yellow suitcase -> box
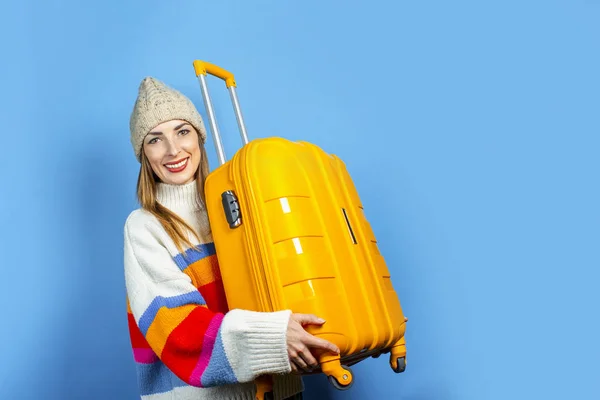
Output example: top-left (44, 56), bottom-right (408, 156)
top-left (194, 61), bottom-right (407, 399)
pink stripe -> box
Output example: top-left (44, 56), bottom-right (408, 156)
top-left (133, 348), bottom-right (159, 364)
top-left (189, 314), bottom-right (224, 386)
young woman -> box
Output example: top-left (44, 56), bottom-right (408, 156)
top-left (123, 77), bottom-right (340, 400)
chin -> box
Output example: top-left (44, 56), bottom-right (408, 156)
top-left (162, 174), bottom-right (196, 185)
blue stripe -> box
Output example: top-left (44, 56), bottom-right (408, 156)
top-left (200, 327), bottom-right (238, 387)
top-left (136, 359), bottom-right (188, 396)
top-left (173, 242), bottom-right (216, 271)
top-left (138, 291), bottom-right (206, 336)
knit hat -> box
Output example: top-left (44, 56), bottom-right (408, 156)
top-left (129, 77), bottom-right (207, 162)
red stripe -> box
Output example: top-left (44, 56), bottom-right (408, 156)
top-left (128, 312), bottom-right (151, 349)
top-left (200, 280), bottom-right (229, 313)
top-left (161, 307), bottom-right (218, 383)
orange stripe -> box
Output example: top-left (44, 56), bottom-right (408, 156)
top-left (146, 303), bottom-right (208, 355)
top-left (184, 254), bottom-right (221, 288)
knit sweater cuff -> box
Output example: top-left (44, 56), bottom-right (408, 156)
top-left (221, 309), bottom-right (292, 382)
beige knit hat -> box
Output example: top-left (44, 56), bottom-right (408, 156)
top-left (129, 77), bottom-right (207, 162)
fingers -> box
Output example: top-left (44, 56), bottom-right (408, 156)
top-left (305, 334), bottom-right (340, 355)
top-left (293, 354), bottom-right (310, 372)
top-left (299, 348), bottom-right (319, 371)
top-left (289, 344), bottom-right (312, 373)
top-left (290, 347), bottom-right (319, 373)
top-left (292, 314), bottom-right (340, 354)
top-left (292, 313), bottom-right (326, 327)
top-left (290, 362), bottom-right (299, 374)
top-left (287, 312), bottom-right (339, 374)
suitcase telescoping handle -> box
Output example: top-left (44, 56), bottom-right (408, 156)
top-left (193, 60), bottom-right (249, 165)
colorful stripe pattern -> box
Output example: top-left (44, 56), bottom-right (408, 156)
top-left (126, 242), bottom-right (232, 397)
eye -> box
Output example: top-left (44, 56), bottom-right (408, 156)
top-left (148, 137), bottom-right (160, 144)
top-left (178, 129), bottom-right (190, 136)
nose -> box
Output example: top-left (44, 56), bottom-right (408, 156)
top-left (165, 137), bottom-right (180, 156)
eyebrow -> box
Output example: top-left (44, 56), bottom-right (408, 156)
top-left (174, 122), bottom-right (189, 131)
top-left (148, 123), bottom-right (190, 136)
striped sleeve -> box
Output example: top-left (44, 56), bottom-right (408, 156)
top-left (123, 211), bottom-right (292, 388)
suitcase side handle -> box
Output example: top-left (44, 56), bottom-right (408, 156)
top-left (193, 60), bottom-right (249, 166)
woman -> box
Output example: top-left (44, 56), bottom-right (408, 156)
top-left (124, 77), bottom-right (340, 400)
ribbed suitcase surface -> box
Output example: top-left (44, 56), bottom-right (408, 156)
top-left (194, 60), bottom-right (407, 399)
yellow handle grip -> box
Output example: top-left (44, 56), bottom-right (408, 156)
top-left (193, 60), bottom-right (236, 88)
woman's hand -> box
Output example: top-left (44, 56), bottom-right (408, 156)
top-left (286, 313), bottom-right (340, 373)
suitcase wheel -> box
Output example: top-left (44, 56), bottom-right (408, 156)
top-left (327, 365), bottom-right (354, 391)
top-left (391, 356), bottom-right (407, 373)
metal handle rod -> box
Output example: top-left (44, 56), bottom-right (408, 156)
top-left (228, 86), bottom-right (249, 145)
top-left (197, 74), bottom-right (227, 165)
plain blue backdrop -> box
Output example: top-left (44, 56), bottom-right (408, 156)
top-left (1, 1), bottom-right (598, 399)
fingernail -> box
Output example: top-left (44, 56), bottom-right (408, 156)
top-left (318, 318), bottom-right (326, 323)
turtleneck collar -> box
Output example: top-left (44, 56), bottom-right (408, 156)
top-left (156, 180), bottom-right (203, 211)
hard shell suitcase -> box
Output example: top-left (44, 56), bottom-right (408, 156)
top-left (193, 60), bottom-right (407, 399)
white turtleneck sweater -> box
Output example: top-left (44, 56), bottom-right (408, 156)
top-left (123, 180), bottom-right (303, 400)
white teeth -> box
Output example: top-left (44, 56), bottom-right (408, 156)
top-left (165, 158), bottom-right (188, 169)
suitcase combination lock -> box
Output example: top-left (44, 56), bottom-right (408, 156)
top-left (222, 191), bottom-right (242, 229)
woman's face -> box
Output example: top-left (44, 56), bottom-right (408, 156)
top-left (142, 119), bottom-right (201, 185)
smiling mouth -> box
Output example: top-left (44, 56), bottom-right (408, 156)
top-left (164, 157), bottom-right (189, 173)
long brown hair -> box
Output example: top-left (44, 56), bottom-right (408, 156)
top-left (136, 139), bottom-right (210, 254)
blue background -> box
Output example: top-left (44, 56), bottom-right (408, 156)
top-left (1, 1), bottom-right (598, 399)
